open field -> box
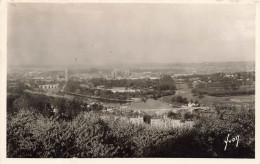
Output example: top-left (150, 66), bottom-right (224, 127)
top-left (162, 83), bottom-right (255, 106)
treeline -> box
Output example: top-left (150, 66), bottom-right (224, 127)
top-left (7, 104), bottom-right (255, 158)
top-left (89, 78), bottom-right (157, 89)
top-left (179, 72), bottom-right (255, 82)
top-left (192, 88), bottom-right (255, 97)
top-left (65, 75), bottom-right (176, 100)
top-left (88, 74), bottom-right (176, 91)
top-left (66, 84), bottom-right (175, 101)
top-left (171, 95), bottom-right (189, 104)
top-left (7, 92), bottom-right (103, 120)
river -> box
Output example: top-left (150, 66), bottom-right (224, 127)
top-left (105, 98), bottom-right (174, 111)
top-left (104, 88), bottom-right (188, 111)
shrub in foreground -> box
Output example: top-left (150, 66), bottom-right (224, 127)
top-left (7, 104), bottom-right (255, 158)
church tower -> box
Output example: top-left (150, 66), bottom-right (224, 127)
top-left (65, 68), bottom-right (69, 82)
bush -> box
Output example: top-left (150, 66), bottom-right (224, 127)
top-left (143, 115), bottom-right (152, 124)
top-left (167, 111), bottom-right (179, 119)
top-left (7, 104), bottom-right (255, 158)
top-left (193, 105), bottom-right (255, 158)
top-left (184, 112), bottom-right (195, 120)
top-left (171, 95), bottom-right (188, 104)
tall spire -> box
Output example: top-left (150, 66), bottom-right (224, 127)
top-left (65, 68), bottom-right (69, 82)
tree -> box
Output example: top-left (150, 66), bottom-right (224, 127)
top-left (171, 96), bottom-right (176, 102)
top-left (171, 95), bottom-right (188, 104)
top-left (94, 90), bottom-right (100, 96)
top-left (198, 93), bottom-right (204, 99)
top-left (194, 105), bottom-right (255, 158)
top-left (187, 81), bottom-right (193, 88)
top-left (196, 83), bottom-right (206, 89)
top-left (184, 112), bottom-right (194, 120)
top-left (183, 98), bottom-right (188, 104)
top-left (65, 80), bottom-right (81, 92)
top-left (176, 95), bottom-right (183, 103)
top-left (159, 75), bottom-right (175, 91)
top-left (143, 115), bottom-right (151, 124)
top-left (75, 89), bottom-right (81, 94)
top-left (167, 111), bottom-right (179, 119)
top-left (7, 104), bottom-right (254, 158)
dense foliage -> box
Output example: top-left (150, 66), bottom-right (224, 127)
top-left (65, 75), bottom-right (176, 101)
top-left (7, 110), bottom-right (190, 157)
top-left (192, 88), bottom-right (255, 97)
top-left (187, 72), bottom-right (255, 97)
top-left (7, 92), bottom-right (103, 121)
top-left (171, 95), bottom-right (188, 104)
top-left (193, 104), bottom-right (255, 158)
top-left (7, 103), bottom-right (255, 158)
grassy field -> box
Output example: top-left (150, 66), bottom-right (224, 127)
top-left (162, 83), bottom-right (255, 106)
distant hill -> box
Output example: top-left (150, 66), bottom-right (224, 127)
top-left (8, 61), bottom-right (255, 74)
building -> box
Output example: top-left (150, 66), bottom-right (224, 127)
top-left (129, 116), bottom-right (143, 125)
top-left (111, 68), bottom-right (130, 79)
top-left (65, 69), bottom-right (69, 81)
top-left (151, 117), bottom-right (194, 129)
top-left (57, 75), bottom-right (66, 81)
top-left (151, 119), bottom-right (165, 128)
top-left (124, 68), bottom-right (130, 78)
top-left (107, 87), bottom-right (140, 93)
top-left (188, 102), bottom-right (200, 107)
top-left (39, 83), bottom-right (59, 91)
top-left (111, 69), bottom-right (118, 78)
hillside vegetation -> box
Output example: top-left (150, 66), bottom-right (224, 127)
top-left (7, 93), bottom-right (255, 158)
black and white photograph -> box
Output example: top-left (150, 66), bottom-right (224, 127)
top-left (2, 0), bottom-right (258, 160)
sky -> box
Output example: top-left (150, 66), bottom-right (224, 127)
top-left (8, 3), bottom-right (255, 66)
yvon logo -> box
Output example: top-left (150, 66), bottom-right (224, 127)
top-left (224, 134), bottom-right (239, 151)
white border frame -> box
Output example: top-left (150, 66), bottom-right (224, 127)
top-left (0, 0), bottom-right (259, 164)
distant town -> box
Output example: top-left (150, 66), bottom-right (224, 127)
top-left (7, 62), bottom-right (255, 129)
